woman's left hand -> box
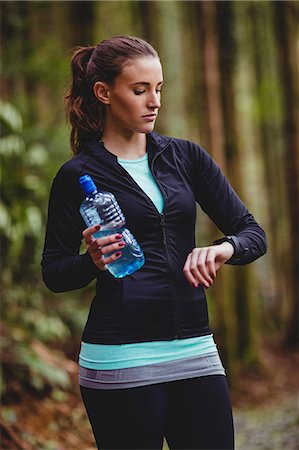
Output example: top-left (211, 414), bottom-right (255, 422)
top-left (183, 242), bottom-right (234, 289)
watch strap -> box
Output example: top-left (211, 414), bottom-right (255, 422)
top-left (213, 235), bottom-right (248, 264)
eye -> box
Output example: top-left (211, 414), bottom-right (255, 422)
top-left (156, 89), bottom-right (162, 94)
top-left (134, 90), bottom-right (145, 95)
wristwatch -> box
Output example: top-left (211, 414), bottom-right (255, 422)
top-left (213, 235), bottom-right (247, 264)
top-left (213, 235), bottom-right (238, 253)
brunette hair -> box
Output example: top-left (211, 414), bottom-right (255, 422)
top-left (65, 36), bottom-right (159, 154)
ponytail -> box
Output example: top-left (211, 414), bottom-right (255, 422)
top-left (65, 46), bottom-right (103, 155)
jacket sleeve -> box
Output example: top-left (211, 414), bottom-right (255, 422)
top-left (41, 166), bottom-right (99, 293)
top-left (191, 143), bottom-right (267, 265)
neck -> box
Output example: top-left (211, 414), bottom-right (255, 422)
top-left (101, 130), bottom-right (147, 160)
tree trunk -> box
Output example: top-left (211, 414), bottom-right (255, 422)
top-left (153, 0), bottom-right (187, 138)
top-left (197, 1), bottom-right (226, 170)
top-left (194, 1), bottom-right (234, 371)
top-left (273, 1), bottom-right (299, 347)
top-left (94, 1), bottom-right (141, 44)
top-left (217, 1), bottom-right (259, 366)
top-left (248, 1), bottom-right (287, 330)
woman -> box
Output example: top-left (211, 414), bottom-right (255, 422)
top-left (42, 36), bottom-right (266, 450)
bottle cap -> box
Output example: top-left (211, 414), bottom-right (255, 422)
top-left (79, 175), bottom-right (97, 194)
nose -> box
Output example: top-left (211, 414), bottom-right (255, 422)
top-left (148, 91), bottom-right (161, 110)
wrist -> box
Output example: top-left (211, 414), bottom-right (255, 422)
top-left (213, 235), bottom-right (249, 265)
top-left (217, 242), bottom-right (234, 261)
top-left (213, 234), bottom-right (238, 263)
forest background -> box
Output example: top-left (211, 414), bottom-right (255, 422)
top-left (1, 1), bottom-right (298, 449)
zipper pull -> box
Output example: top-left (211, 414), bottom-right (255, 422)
top-left (160, 213), bottom-right (165, 226)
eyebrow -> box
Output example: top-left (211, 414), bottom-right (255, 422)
top-left (131, 81), bottom-right (164, 86)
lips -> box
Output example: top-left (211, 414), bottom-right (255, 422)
top-left (142, 114), bottom-right (157, 118)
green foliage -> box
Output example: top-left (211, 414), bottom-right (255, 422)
top-left (0, 101), bottom-right (86, 396)
top-left (0, 100), bottom-right (48, 270)
top-left (15, 344), bottom-right (70, 391)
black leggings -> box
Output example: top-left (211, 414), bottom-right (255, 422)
top-left (80, 375), bottom-right (234, 450)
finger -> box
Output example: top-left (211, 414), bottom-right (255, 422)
top-left (88, 244), bottom-right (104, 267)
top-left (95, 233), bottom-right (123, 248)
top-left (93, 249), bottom-right (123, 271)
top-left (101, 251), bottom-right (122, 266)
top-left (190, 250), bottom-right (212, 288)
top-left (183, 253), bottom-right (200, 287)
top-left (93, 252), bottom-right (105, 265)
top-left (101, 240), bottom-right (125, 255)
top-left (215, 260), bottom-right (223, 272)
top-left (205, 248), bottom-right (217, 279)
top-left (93, 254), bottom-right (108, 271)
top-left (82, 224), bottom-right (101, 245)
top-left (88, 239), bottom-right (101, 255)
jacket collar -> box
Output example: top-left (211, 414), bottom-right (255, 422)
top-left (83, 132), bottom-right (172, 163)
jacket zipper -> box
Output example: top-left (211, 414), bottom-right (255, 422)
top-left (159, 212), bottom-right (171, 262)
top-left (158, 212), bottom-right (179, 338)
top-left (115, 141), bottom-right (180, 337)
top-left (151, 147), bottom-right (180, 339)
top-left (150, 147), bottom-right (172, 263)
top-left (160, 213), bottom-right (167, 245)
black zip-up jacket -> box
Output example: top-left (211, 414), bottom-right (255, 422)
top-left (42, 132), bottom-right (267, 344)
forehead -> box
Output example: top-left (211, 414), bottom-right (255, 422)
top-left (118, 57), bottom-right (163, 84)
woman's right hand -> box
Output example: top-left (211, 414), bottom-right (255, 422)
top-left (82, 224), bottom-right (125, 271)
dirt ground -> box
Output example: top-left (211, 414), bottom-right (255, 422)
top-left (1, 340), bottom-right (298, 450)
top-left (232, 340), bottom-right (299, 450)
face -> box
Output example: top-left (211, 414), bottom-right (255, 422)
top-left (95, 57), bottom-right (163, 136)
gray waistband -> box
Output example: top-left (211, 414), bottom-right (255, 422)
top-left (79, 352), bottom-right (225, 390)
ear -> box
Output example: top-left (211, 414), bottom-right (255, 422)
top-left (93, 81), bottom-right (110, 104)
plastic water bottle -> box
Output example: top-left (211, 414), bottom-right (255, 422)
top-left (79, 174), bottom-right (145, 278)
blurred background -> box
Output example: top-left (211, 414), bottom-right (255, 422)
top-left (1, 1), bottom-right (298, 449)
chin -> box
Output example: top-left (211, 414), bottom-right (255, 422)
top-left (130, 122), bottom-right (156, 135)
top-left (140, 124), bottom-right (156, 134)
